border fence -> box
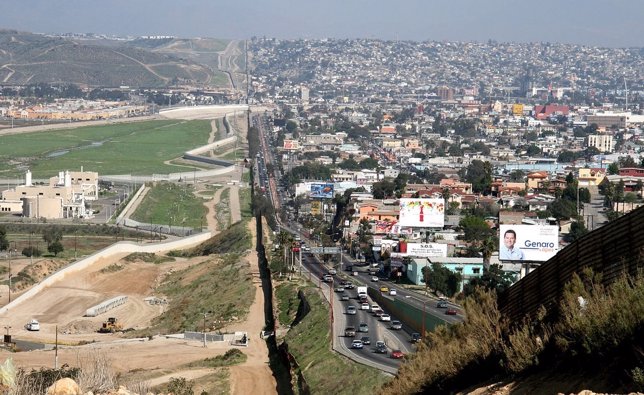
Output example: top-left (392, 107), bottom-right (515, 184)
top-left (498, 205), bottom-right (644, 323)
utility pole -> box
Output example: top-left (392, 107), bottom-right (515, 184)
top-left (203, 312), bottom-right (208, 348)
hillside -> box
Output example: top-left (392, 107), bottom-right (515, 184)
top-left (0, 30), bottom-right (230, 88)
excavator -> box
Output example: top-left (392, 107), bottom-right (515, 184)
top-left (98, 317), bottom-right (123, 333)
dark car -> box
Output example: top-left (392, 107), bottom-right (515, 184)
top-left (410, 332), bottom-right (421, 343)
top-left (375, 341), bottom-right (387, 354)
top-left (437, 301), bottom-right (448, 308)
top-left (360, 336), bottom-right (371, 345)
top-left (446, 308), bottom-right (458, 315)
top-left (344, 326), bottom-right (356, 337)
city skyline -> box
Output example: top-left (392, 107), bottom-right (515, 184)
top-left (1, 0), bottom-right (642, 48)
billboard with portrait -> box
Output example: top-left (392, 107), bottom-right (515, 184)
top-left (499, 225), bottom-right (559, 262)
top-left (398, 198), bottom-right (445, 228)
top-left (310, 183), bottom-right (334, 199)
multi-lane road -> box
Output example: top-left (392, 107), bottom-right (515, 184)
top-left (254, 112), bottom-right (463, 372)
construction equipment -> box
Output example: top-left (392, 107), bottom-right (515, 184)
top-left (98, 317), bottom-right (122, 333)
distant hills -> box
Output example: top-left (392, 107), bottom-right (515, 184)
top-left (0, 29), bottom-right (236, 89)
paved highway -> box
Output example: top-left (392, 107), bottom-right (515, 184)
top-left (254, 113), bottom-right (463, 372)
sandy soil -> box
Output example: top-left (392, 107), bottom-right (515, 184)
top-left (0, 159), bottom-right (272, 393)
top-left (226, 220), bottom-right (276, 395)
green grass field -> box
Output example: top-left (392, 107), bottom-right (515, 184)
top-left (0, 119), bottom-right (212, 177)
top-left (131, 182), bottom-right (207, 229)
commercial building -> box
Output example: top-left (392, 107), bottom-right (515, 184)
top-left (587, 134), bottom-right (614, 153)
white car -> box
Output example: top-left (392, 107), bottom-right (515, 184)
top-left (371, 276), bottom-right (379, 282)
top-left (361, 302), bottom-right (370, 310)
top-left (351, 339), bottom-right (364, 349)
top-left (25, 319), bottom-right (40, 331)
top-left (389, 289), bottom-right (397, 296)
top-left (380, 314), bottom-right (391, 322)
top-left (328, 268), bottom-right (337, 275)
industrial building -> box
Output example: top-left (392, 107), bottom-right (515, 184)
top-left (0, 169), bottom-right (98, 219)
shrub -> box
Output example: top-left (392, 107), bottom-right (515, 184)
top-left (21, 246), bottom-right (42, 257)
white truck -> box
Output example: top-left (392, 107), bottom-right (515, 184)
top-left (357, 286), bottom-right (368, 298)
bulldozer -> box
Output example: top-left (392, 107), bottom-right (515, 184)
top-left (98, 317), bottom-right (123, 333)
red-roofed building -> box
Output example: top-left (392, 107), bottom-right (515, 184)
top-left (534, 105), bottom-right (569, 120)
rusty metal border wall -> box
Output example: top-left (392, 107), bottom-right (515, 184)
top-left (498, 206), bottom-right (644, 323)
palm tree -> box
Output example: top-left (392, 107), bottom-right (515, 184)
top-left (480, 236), bottom-right (497, 270)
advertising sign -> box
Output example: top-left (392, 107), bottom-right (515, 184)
top-left (374, 220), bottom-right (396, 234)
top-left (499, 225), bottom-right (559, 262)
top-left (310, 183), bottom-right (334, 199)
top-left (398, 198), bottom-right (445, 228)
top-left (283, 139), bottom-right (299, 150)
top-left (310, 201), bottom-right (322, 216)
top-left (405, 243), bottom-right (448, 258)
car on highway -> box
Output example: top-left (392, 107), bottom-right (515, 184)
top-left (373, 310), bottom-right (385, 318)
top-left (323, 275), bottom-right (333, 283)
top-left (379, 286), bottom-right (389, 293)
top-left (346, 306), bottom-right (357, 315)
top-left (391, 350), bottom-right (405, 359)
top-left (334, 286), bottom-right (345, 293)
top-left (410, 332), bottom-right (421, 343)
top-left (380, 314), bottom-right (391, 322)
top-left (389, 289), bottom-right (397, 296)
top-left (437, 301), bottom-right (448, 308)
top-left (328, 268), bottom-right (337, 275)
top-left (351, 339), bottom-right (364, 349)
top-left (358, 323), bottom-right (369, 333)
top-left (375, 341), bottom-right (387, 354)
top-left (390, 320), bottom-right (403, 330)
top-left (446, 308), bottom-right (458, 315)
top-left (345, 326), bottom-right (356, 337)
top-left (344, 283), bottom-right (355, 289)
top-left (360, 336), bottom-right (371, 345)
top-left (340, 293), bottom-right (350, 301)
top-left (361, 302), bottom-right (370, 310)
top-left (371, 276), bottom-right (379, 282)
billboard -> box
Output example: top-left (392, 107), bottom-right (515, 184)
top-left (499, 225), bottom-right (559, 262)
top-left (374, 220), bottom-right (396, 235)
top-left (398, 198), bottom-right (445, 228)
top-left (310, 201), bottom-right (322, 216)
top-left (283, 140), bottom-right (300, 150)
top-left (405, 243), bottom-right (448, 258)
top-left (310, 183), bottom-right (334, 199)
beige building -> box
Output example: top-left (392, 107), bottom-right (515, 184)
top-left (1, 170), bottom-right (98, 219)
top-left (587, 134), bottom-right (614, 153)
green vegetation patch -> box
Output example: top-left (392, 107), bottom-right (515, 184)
top-left (131, 182), bottom-right (207, 229)
top-left (384, 269), bottom-right (644, 394)
top-left (0, 120), bottom-right (212, 177)
top-left (139, 253), bottom-right (255, 335)
top-left (100, 263), bottom-right (124, 273)
top-left (170, 221), bottom-right (251, 257)
top-left (123, 252), bottom-right (175, 264)
top-left (184, 349), bottom-right (247, 368)
top-left (284, 286), bottom-right (389, 394)
top-left (275, 282), bottom-right (299, 328)
top-left (239, 187), bottom-right (252, 219)
top-left (215, 188), bottom-right (231, 230)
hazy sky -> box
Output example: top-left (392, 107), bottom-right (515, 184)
top-left (1, 0), bottom-right (642, 47)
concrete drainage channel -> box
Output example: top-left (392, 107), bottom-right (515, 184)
top-left (256, 214), bottom-right (295, 395)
